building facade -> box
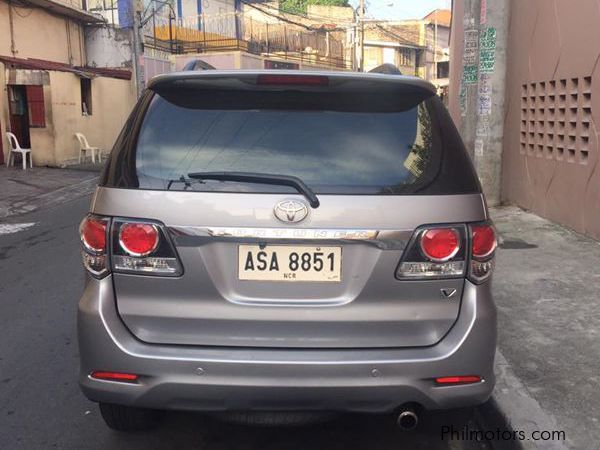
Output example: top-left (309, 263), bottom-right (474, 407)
top-left (0, 0), bottom-right (136, 167)
top-left (449, 0), bottom-right (600, 239)
top-left (363, 9), bottom-right (451, 92)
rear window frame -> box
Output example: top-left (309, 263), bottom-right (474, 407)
top-left (100, 86), bottom-right (481, 197)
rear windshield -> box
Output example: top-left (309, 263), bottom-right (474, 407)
top-left (102, 86), bottom-right (480, 195)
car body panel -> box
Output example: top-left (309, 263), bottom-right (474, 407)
top-left (78, 276), bottom-right (496, 411)
top-left (91, 188), bottom-right (486, 348)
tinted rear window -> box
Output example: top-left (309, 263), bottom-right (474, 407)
top-left (102, 86), bottom-right (480, 195)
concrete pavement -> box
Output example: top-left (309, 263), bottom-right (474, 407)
top-left (0, 166), bottom-right (99, 219)
top-left (489, 207), bottom-right (600, 450)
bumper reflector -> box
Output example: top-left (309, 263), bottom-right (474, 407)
top-left (91, 371), bottom-right (139, 382)
top-left (435, 375), bottom-right (481, 385)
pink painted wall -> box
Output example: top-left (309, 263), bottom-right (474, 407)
top-left (502, 0), bottom-right (600, 238)
top-left (449, 0), bottom-right (600, 238)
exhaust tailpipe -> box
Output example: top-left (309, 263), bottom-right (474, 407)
top-left (396, 406), bottom-right (418, 430)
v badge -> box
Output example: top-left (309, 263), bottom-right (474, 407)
top-left (441, 288), bottom-right (457, 299)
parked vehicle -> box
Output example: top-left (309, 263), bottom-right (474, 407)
top-left (77, 70), bottom-right (497, 431)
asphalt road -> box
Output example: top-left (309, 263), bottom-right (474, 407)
top-left (0, 196), bottom-right (496, 450)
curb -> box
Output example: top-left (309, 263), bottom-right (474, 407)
top-left (475, 351), bottom-right (571, 450)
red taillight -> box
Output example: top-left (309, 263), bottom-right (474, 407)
top-left (420, 228), bottom-right (461, 262)
top-left (257, 74), bottom-right (329, 86)
top-left (91, 371), bottom-right (139, 382)
top-left (471, 225), bottom-right (497, 259)
top-left (435, 375), bottom-right (481, 385)
top-left (119, 223), bottom-right (159, 257)
top-left (80, 217), bottom-right (107, 253)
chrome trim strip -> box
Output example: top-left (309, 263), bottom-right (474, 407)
top-left (170, 226), bottom-right (382, 240)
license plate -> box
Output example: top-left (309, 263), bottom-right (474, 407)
top-left (238, 245), bottom-right (342, 282)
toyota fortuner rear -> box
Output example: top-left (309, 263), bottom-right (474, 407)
top-left (77, 70), bottom-right (497, 431)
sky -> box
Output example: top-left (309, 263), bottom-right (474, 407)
top-left (349, 0), bottom-right (452, 21)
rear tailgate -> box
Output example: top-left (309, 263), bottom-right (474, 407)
top-left (96, 71), bottom-right (484, 348)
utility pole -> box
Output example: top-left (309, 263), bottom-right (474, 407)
top-left (358, 0), bottom-right (365, 72)
top-left (433, 9), bottom-right (438, 80)
top-left (132, 4), bottom-right (144, 97)
top-left (450, 0), bottom-right (509, 206)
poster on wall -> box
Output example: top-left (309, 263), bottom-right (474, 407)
top-left (463, 30), bottom-right (479, 65)
top-left (480, 0), bottom-right (487, 25)
top-left (479, 28), bottom-right (497, 73)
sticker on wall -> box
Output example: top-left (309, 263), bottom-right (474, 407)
top-left (479, 50), bottom-right (495, 73)
top-left (479, 27), bottom-right (497, 74)
top-left (480, 0), bottom-right (487, 25)
top-left (477, 73), bottom-right (493, 115)
top-left (463, 65), bottom-right (479, 84)
top-left (478, 94), bottom-right (492, 115)
top-left (480, 27), bottom-right (497, 50)
top-left (476, 117), bottom-right (490, 137)
top-left (474, 139), bottom-right (485, 157)
top-left (459, 82), bottom-right (467, 117)
top-left (463, 30), bottom-right (479, 65)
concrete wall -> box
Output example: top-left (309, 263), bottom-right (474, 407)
top-left (178, 0), bottom-right (235, 20)
top-left (173, 51), bottom-right (342, 71)
top-left (48, 71), bottom-right (136, 165)
top-left (1, 70), bottom-right (135, 166)
top-left (173, 52), bottom-right (238, 70)
top-left (0, 1), bottom-right (85, 65)
top-left (449, 0), bottom-right (600, 238)
top-left (202, 0), bottom-right (235, 17)
top-left (85, 26), bottom-right (133, 69)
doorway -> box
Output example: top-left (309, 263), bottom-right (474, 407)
top-left (8, 85), bottom-right (31, 149)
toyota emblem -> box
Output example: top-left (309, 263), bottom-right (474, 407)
top-left (274, 199), bottom-right (309, 223)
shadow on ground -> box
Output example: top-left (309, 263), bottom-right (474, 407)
top-left (94, 408), bottom-right (490, 450)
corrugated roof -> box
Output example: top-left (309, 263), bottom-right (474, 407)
top-left (0, 56), bottom-right (132, 80)
top-left (423, 9), bottom-right (452, 27)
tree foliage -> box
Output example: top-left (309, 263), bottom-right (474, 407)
top-left (280, 0), bottom-right (350, 15)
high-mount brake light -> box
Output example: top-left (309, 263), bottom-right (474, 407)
top-left (256, 74), bottom-right (329, 86)
top-left (119, 223), bottom-right (159, 257)
top-left (79, 215), bottom-right (110, 278)
top-left (420, 228), bottom-right (461, 262)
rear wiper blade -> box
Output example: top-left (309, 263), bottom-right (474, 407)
top-left (166, 175), bottom-right (205, 190)
top-left (187, 171), bottom-right (320, 208)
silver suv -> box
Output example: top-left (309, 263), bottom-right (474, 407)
top-left (77, 70), bottom-right (497, 431)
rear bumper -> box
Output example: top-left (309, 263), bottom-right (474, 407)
top-left (77, 277), bottom-right (496, 413)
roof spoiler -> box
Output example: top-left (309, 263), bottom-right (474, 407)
top-left (182, 59), bottom-right (216, 71)
top-left (368, 64), bottom-right (402, 75)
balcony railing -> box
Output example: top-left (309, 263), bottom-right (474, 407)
top-left (142, 12), bottom-right (351, 69)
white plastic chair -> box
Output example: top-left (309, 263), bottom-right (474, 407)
top-left (75, 132), bottom-right (103, 164)
top-left (6, 132), bottom-right (32, 170)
